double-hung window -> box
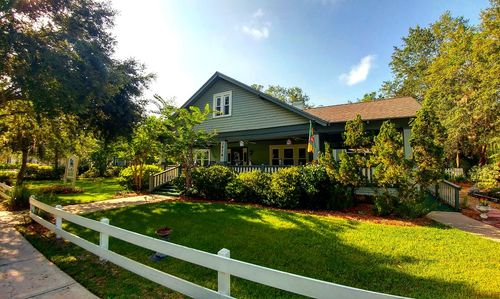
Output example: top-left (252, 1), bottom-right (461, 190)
top-left (213, 91), bottom-right (232, 118)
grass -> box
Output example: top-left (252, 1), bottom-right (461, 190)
top-left (25, 177), bottom-right (127, 206)
top-left (19, 201), bottom-right (500, 299)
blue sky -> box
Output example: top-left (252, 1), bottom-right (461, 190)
top-left (111, 0), bottom-right (490, 107)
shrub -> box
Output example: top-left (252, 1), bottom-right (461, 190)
top-left (0, 171), bottom-right (16, 185)
top-left (80, 168), bottom-right (100, 178)
top-left (191, 165), bottom-right (235, 200)
top-left (373, 187), bottom-right (429, 218)
top-left (265, 167), bottom-right (302, 208)
top-left (118, 164), bottom-right (163, 191)
top-left (0, 163), bottom-right (19, 170)
top-left (7, 185), bottom-right (31, 210)
top-left (25, 164), bottom-right (64, 180)
top-left (469, 164), bottom-right (499, 190)
top-left (226, 171), bottom-right (271, 203)
top-left (104, 166), bottom-right (123, 177)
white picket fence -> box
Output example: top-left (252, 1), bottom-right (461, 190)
top-left (29, 196), bottom-right (407, 299)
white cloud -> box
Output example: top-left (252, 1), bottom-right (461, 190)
top-left (252, 8), bottom-right (264, 18)
top-left (242, 26), bottom-right (269, 40)
top-left (240, 9), bottom-right (270, 40)
top-left (339, 55), bottom-right (375, 86)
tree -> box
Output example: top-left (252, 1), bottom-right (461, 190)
top-left (0, 0), bottom-right (115, 115)
top-left (343, 115), bottom-right (370, 149)
top-left (425, 2), bottom-right (499, 166)
top-left (333, 115), bottom-right (371, 188)
top-left (251, 84), bottom-right (312, 108)
top-left (410, 105), bottom-right (446, 188)
top-left (380, 13), bottom-right (469, 101)
top-left (158, 99), bottom-right (215, 188)
top-left (356, 91), bottom-right (383, 103)
top-left (371, 121), bottom-right (409, 187)
top-left (0, 101), bottom-right (43, 185)
top-left (117, 117), bottom-right (161, 191)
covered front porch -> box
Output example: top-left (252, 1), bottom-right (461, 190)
top-left (194, 124), bottom-right (320, 167)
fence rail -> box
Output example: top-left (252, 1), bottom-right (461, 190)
top-left (29, 196), bottom-right (406, 299)
top-left (428, 180), bottom-right (462, 211)
top-left (149, 165), bottom-right (180, 192)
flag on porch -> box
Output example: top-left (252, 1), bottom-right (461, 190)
top-left (307, 121), bottom-right (315, 153)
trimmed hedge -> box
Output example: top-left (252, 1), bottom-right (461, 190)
top-left (25, 164), bottom-right (64, 180)
top-left (226, 171), bottom-right (271, 203)
top-left (118, 164), bottom-right (163, 191)
top-left (185, 165), bottom-right (353, 211)
top-left (191, 165), bottom-right (235, 200)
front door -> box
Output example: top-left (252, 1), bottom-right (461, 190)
top-left (269, 144), bottom-right (309, 166)
top-left (228, 147), bottom-right (248, 165)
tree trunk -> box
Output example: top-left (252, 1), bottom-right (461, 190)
top-left (455, 151), bottom-right (460, 168)
top-left (478, 144), bottom-right (487, 166)
top-left (54, 148), bottom-right (60, 169)
top-left (16, 148), bottom-right (29, 186)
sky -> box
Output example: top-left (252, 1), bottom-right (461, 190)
top-left (110, 0), bottom-right (490, 107)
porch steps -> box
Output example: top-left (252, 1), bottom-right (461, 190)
top-left (152, 183), bottom-right (181, 196)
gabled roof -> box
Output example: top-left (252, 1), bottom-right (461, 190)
top-left (305, 97), bottom-right (421, 123)
top-left (181, 72), bottom-right (328, 126)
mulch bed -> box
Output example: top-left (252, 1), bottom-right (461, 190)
top-left (171, 196), bottom-right (433, 227)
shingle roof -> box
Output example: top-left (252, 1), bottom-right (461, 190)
top-left (304, 97), bottom-right (421, 123)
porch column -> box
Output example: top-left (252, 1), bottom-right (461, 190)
top-left (313, 133), bottom-right (320, 160)
top-left (403, 128), bottom-right (412, 159)
top-left (220, 141), bottom-right (228, 163)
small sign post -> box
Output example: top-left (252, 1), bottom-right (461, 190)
top-left (64, 155), bottom-right (79, 187)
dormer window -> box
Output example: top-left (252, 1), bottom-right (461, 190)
top-left (213, 91), bottom-right (232, 118)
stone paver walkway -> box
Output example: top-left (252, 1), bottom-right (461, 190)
top-left (426, 211), bottom-right (500, 242)
top-left (0, 211), bottom-right (98, 299)
top-left (63, 194), bottom-right (176, 214)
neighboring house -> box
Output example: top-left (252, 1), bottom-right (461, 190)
top-left (181, 72), bottom-right (421, 167)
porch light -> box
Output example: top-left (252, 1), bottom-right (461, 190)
top-left (240, 140), bottom-right (244, 147)
top-left (286, 139), bottom-right (292, 145)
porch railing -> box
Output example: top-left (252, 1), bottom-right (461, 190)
top-left (428, 180), bottom-right (462, 211)
top-left (149, 165), bottom-right (181, 192)
top-left (226, 165), bottom-right (291, 173)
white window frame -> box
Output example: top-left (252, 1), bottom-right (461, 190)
top-left (194, 149), bottom-right (211, 166)
top-left (212, 91), bottom-right (232, 118)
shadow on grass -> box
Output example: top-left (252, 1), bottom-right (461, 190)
top-left (23, 201), bottom-right (499, 299)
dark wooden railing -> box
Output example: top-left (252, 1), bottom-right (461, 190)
top-left (149, 165), bottom-right (181, 192)
top-left (428, 180), bottom-right (462, 211)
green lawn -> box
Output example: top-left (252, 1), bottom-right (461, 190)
top-left (19, 201), bottom-right (500, 299)
top-left (26, 178), bottom-right (127, 206)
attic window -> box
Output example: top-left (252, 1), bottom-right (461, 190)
top-left (213, 91), bottom-right (232, 118)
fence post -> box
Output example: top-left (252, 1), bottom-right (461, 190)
top-left (434, 183), bottom-right (439, 199)
top-left (29, 196), bottom-right (36, 214)
top-left (55, 205), bottom-right (63, 239)
top-left (454, 187), bottom-right (461, 211)
top-left (99, 218), bottom-right (110, 261)
top-left (217, 248), bottom-right (231, 296)
top-left (149, 175), bottom-right (154, 192)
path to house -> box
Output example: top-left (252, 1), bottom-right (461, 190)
top-left (426, 211), bottom-right (500, 242)
top-left (0, 210), bottom-right (98, 299)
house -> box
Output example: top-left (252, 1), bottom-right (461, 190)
top-left (181, 72), bottom-right (421, 167)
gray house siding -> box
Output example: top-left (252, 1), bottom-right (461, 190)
top-left (189, 79), bottom-right (309, 133)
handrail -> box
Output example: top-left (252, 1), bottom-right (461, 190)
top-left (149, 165), bottom-right (181, 192)
top-left (428, 180), bottom-right (462, 211)
top-left (29, 196), bottom-right (407, 299)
